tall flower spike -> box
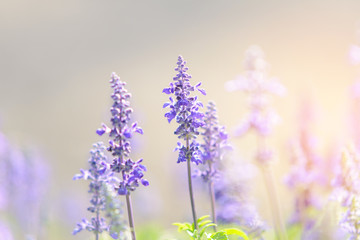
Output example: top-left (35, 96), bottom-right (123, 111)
top-left (97, 72), bottom-right (148, 240)
top-left (163, 56), bottom-right (206, 164)
top-left (163, 56), bottom-right (206, 230)
top-left (225, 45), bottom-right (285, 141)
top-left (97, 73), bottom-right (148, 194)
top-left (199, 101), bottom-right (231, 230)
top-left (200, 101), bottom-right (230, 181)
top-left (73, 142), bottom-right (122, 239)
top-left (284, 101), bottom-right (326, 238)
top-left (226, 46), bottom-right (287, 240)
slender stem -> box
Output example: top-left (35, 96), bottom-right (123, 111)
top-left (208, 162), bottom-right (217, 231)
top-left (261, 166), bottom-right (287, 240)
top-left (126, 194), bottom-right (136, 240)
top-left (257, 136), bottom-right (287, 240)
top-left (186, 136), bottom-right (198, 231)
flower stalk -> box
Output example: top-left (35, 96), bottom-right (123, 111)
top-left (97, 73), bottom-right (149, 240)
top-left (226, 45), bottom-right (287, 240)
top-left (163, 56), bottom-right (206, 230)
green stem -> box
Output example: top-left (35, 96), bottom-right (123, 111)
top-left (208, 163), bottom-right (217, 232)
top-left (186, 136), bottom-right (198, 231)
top-left (126, 194), bottom-right (136, 240)
top-left (257, 136), bottom-right (287, 240)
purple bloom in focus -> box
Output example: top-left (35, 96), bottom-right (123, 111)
top-left (163, 56), bottom-right (206, 165)
top-left (97, 73), bottom-right (148, 195)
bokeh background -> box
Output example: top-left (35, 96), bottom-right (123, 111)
top-left (1, 0), bottom-right (360, 239)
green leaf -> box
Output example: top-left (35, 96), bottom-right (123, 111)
top-left (221, 228), bottom-right (249, 240)
top-left (197, 215), bottom-right (211, 224)
top-left (173, 222), bottom-right (192, 232)
top-left (211, 231), bottom-right (229, 240)
top-left (199, 220), bottom-right (213, 229)
top-left (286, 224), bottom-right (302, 240)
top-left (199, 223), bottom-right (217, 237)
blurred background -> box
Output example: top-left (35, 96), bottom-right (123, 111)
top-left (1, 0), bottom-right (360, 239)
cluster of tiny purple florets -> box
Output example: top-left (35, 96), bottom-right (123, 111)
top-left (73, 142), bottom-right (117, 235)
top-left (199, 101), bottom-right (230, 182)
top-left (97, 73), bottom-right (148, 196)
top-left (163, 56), bottom-right (206, 165)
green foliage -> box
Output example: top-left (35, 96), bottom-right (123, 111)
top-left (137, 223), bottom-right (164, 240)
top-left (173, 215), bottom-right (249, 240)
top-left (286, 224), bottom-right (302, 240)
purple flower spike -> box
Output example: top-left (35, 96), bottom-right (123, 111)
top-left (163, 56), bottom-right (206, 230)
top-left (163, 56), bottom-right (206, 164)
top-left (98, 72), bottom-right (148, 195)
top-left (199, 101), bottom-right (231, 182)
top-left (225, 45), bottom-right (285, 140)
top-left (73, 142), bottom-right (125, 238)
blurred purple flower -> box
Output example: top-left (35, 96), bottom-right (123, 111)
top-left (225, 45), bottom-right (285, 141)
top-left (74, 142), bottom-right (127, 238)
top-left (198, 101), bottom-right (231, 182)
top-left (332, 147), bottom-right (360, 239)
top-left (214, 161), bottom-right (266, 239)
top-left (103, 184), bottom-right (128, 240)
top-left (284, 101), bottom-right (328, 234)
top-left (225, 46), bottom-right (286, 239)
top-left (97, 73), bottom-right (148, 195)
top-left (0, 131), bottom-right (50, 238)
top-left (0, 221), bottom-right (14, 240)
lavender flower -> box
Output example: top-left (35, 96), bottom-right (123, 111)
top-left (73, 142), bottom-right (121, 238)
top-left (215, 162), bottom-right (266, 239)
top-left (226, 46), bottom-right (287, 240)
top-left (163, 56), bottom-right (206, 165)
top-left (163, 55), bottom-right (205, 230)
top-left (97, 72), bottom-right (147, 240)
top-left (199, 101), bottom-right (230, 182)
top-left (225, 45), bottom-right (285, 142)
top-left (332, 147), bottom-right (360, 239)
top-left (194, 101), bottom-right (231, 230)
top-left (97, 72), bottom-right (148, 195)
top-left (284, 101), bottom-right (326, 235)
top-left (0, 134), bottom-right (50, 238)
